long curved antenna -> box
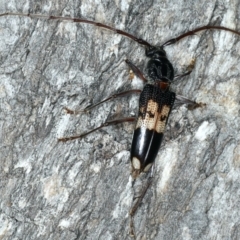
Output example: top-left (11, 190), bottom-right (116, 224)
top-left (162, 25), bottom-right (240, 46)
top-left (2, 13), bottom-right (240, 49)
top-left (0, 12), bottom-right (152, 47)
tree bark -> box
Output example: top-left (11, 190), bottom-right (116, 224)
top-left (1, 0), bottom-right (240, 239)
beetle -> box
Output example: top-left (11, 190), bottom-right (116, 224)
top-left (1, 11), bottom-right (240, 238)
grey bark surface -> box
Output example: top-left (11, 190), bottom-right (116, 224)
top-left (1, 0), bottom-right (240, 239)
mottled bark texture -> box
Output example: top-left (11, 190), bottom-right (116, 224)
top-left (1, 1), bottom-right (240, 239)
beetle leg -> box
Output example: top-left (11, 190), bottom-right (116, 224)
top-left (58, 117), bottom-right (135, 142)
top-left (175, 94), bottom-right (206, 110)
top-left (63, 89), bottom-right (141, 114)
top-left (125, 59), bottom-right (147, 82)
top-left (130, 168), bottom-right (154, 237)
top-left (174, 58), bottom-right (196, 81)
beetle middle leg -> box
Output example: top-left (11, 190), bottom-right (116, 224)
top-left (63, 89), bottom-right (142, 115)
top-left (175, 95), bottom-right (206, 110)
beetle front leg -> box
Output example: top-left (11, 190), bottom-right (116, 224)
top-left (125, 59), bottom-right (147, 82)
top-left (174, 58), bottom-right (196, 81)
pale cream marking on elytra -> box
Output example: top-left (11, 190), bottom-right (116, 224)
top-left (156, 105), bottom-right (171, 133)
top-left (136, 100), bottom-right (158, 129)
top-left (143, 163), bottom-right (153, 172)
top-left (132, 157), bottom-right (141, 170)
top-left (136, 100), bottom-right (171, 133)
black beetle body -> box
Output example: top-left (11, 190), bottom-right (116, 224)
top-left (130, 47), bottom-right (176, 178)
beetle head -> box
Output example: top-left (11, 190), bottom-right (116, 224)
top-left (145, 46), bottom-right (166, 59)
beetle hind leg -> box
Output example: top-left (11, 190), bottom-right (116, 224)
top-left (129, 166), bottom-right (154, 237)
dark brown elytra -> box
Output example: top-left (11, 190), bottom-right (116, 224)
top-left (2, 12), bottom-right (240, 238)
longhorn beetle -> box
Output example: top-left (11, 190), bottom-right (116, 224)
top-left (2, 12), bottom-right (240, 237)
